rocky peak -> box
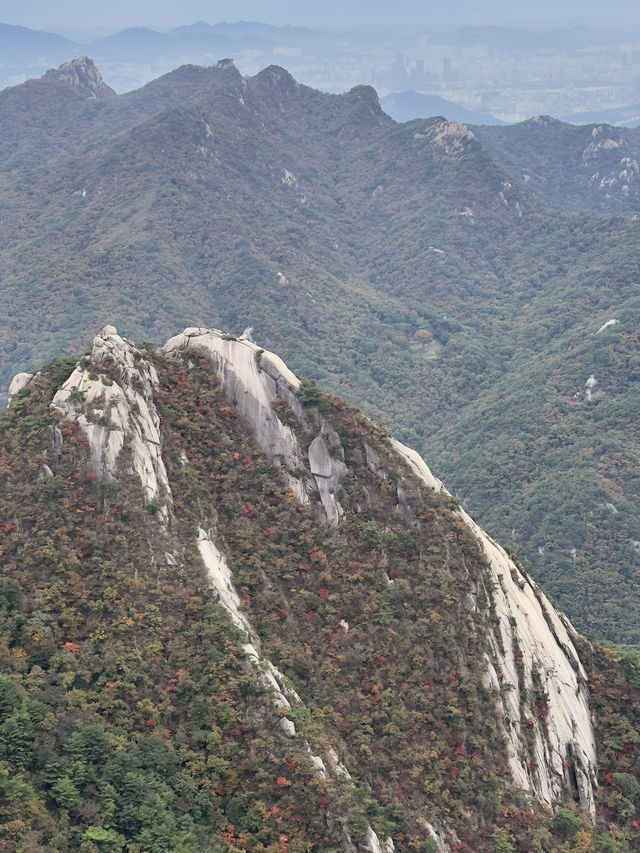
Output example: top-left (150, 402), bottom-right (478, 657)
top-left (50, 326), bottom-right (171, 521)
top-left (346, 84), bottom-right (390, 127)
top-left (162, 327), bottom-right (347, 520)
top-left (215, 57), bottom-right (238, 73)
top-left (42, 56), bottom-right (115, 99)
top-left (252, 64), bottom-right (300, 95)
top-left (347, 84), bottom-right (382, 110)
top-left (528, 114), bottom-right (556, 126)
top-left (431, 118), bottom-right (476, 153)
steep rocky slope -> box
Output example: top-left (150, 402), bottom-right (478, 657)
top-left (472, 116), bottom-right (640, 213)
top-left (2, 327), bottom-right (640, 852)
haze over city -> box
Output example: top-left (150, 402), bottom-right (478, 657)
top-left (3, 0), bottom-right (640, 33)
top-left (4, 0), bottom-right (640, 123)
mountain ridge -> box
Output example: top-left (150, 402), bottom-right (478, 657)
top-left (5, 324), bottom-right (638, 851)
top-left (471, 116), bottom-right (640, 212)
top-left (1, 58), bottom-right (640, 652)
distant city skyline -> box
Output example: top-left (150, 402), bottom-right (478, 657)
top-left (4, 0), bottom-right (640, 35)
top-left (4, 1), bottom-right (640, 124)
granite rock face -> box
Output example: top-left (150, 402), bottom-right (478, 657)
top-left (162, 326), bottom-right (598, 816)
top-left (392, 437), bottom-right (597, 814)
top-left (43, 56), bottom-right (116, 98)
top-left (163, 328), bottom-right (348, 522)
top-left (8, 372), bottom-right (33, 401)
top-left (51, 326), bottom-right (172, 521)
top-left (308, 430), bottom-right (347, 526)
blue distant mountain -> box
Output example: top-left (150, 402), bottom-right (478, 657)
top-left (560, 104), bottom-right (640, 127)
top-left (86, 26), bottom-right (233, 63)
top-left (0, 22), bottom-right (77, 64)
top-left (169, 20), bottom-right (339, 44)
top-left (380, 90), bottom-right (504, 125)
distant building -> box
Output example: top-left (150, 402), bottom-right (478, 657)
top-left (391, 53), bottom-right (409, 91)
top-left (410, 60), bottom-right (425, 88)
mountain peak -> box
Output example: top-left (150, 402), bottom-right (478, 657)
top-left (42, 56), bottom-right (115, 99)
top-left (44, 324), bottom-right (599, 811)
top-left (215, 57), bottom-right (238, 72)
top-left (348, 83), bottom-right (381, 106)
top-left (253, 64), bottom-right (299, 91)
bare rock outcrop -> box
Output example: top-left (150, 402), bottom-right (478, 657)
top-left (391, 438), bottom-right (597, 814)
top-left (8, 371), bottom-right (33, 401)
top-left (308, 425), bottom-right (347, 526)
top-left (163, 328), bottom-right (347, 521)
top-left (52, 326), bottom-right (171, 520)
top-left (43, 56), bottom-right (116, 98)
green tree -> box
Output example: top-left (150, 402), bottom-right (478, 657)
top-left (492, 829), bottom-right (514, 853)
top-left (550, 807), bottom-right (581, 840)
top-left (83, 825), bottom-right (122, 850)
top-left (0, 675), bottom-right (20, 722)
top-left (50, 776), bottom-right (82, 811)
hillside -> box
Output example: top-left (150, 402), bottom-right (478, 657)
top-left (2, 325), bottom-right (640, 852)
top-left (1, 59), bottom-right (640, 649)
top-left (471, 117), bottom-right (640, 213)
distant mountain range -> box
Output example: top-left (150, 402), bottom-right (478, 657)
top-left (0, 21), bottom-right (74, 61)
top-left (380, 90), bottom-right (503, 125)
top-left (0, 20), bottom-right (349, 92)
top-left (3, 20), bottom-right (640, 127)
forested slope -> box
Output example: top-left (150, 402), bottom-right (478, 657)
top-left (2, 326), bottom-right (640, 852)
top-left (1, 60), bottom-right (639, 646)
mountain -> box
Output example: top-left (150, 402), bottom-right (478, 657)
top-left (560, 105), bottom-right (640, 128)
top-left (0, 58), bottom-right (241, 171)
top-left (2, 324), bottom-right (640, 852)
top-left (0, 23), bottom-right (84, 94)
top-left (381, 91), bottom-right (503, 125)
top-left (471, 116), bottom-right (640, 212)
top-left (0, 19), bottom-right (350, 93)
top-left (87, 27), bottom-right (179, 62)
top-left (170, 20), bottom-right (340, 45)
top-left (42, 56), bottom-right (116, 99)
top-left (1, 59), bottom-right (640, 652)
top-left (0, 22), bottom-right (76, 64)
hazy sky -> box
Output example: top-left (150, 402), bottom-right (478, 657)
top-left (4, 0), bottom-right (640, 32)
